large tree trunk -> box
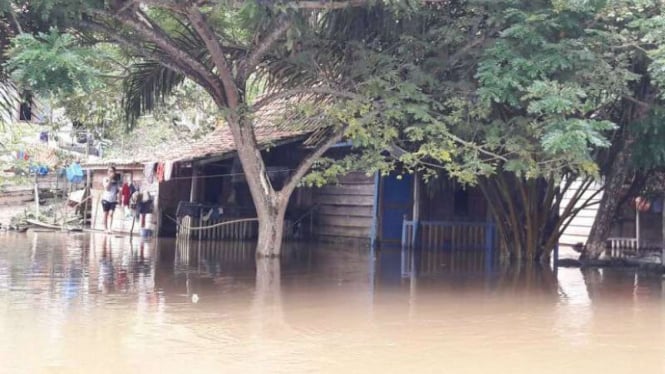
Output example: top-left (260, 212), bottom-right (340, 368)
top-left (584, 145), bottom-right (633, 260)
top-left (223, 110), bottom-right (286, 257)
top-left (255, 198), bottom-right (288, 257)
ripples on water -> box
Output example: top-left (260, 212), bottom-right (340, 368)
top-left (0, 232), bottom-right (663, 373)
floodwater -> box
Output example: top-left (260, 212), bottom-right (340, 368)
top-left (0, 233), bottom-right (664, 373)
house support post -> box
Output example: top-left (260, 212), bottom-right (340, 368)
top-left (411, 172), bottom-right (420, 248)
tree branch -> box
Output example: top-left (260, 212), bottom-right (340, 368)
top-left (115, 0), bottom-right (181, 13)
top-left (445, 132), bottom-right (509, 162)
top-left (292, 0), bottom-right (368, 9)
top-left (185, 6), bottom-right (239, 107)
top-left (622, 95), bottom-right (652, 108)
top-left (251, 87), bottom-right (362, 112)
top-left (8, 8), bottom-right (23, 34)
top-left (95, 9), bottom-right (226, 103)
top-left (82, 20), bottom-right (192, 78)
top-left (240, 15), bottom-right (292, 82)
top-left (291, 0), bottom-right (448, 8)
top-left (279, 129), bottom-right (345, 197)
top-left (81, 19), bottom-right (221, 108)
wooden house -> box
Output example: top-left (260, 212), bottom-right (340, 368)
top-left (313, 170), bottom-right (494, 250)
top-left (84, 137), bottom-right (496, 252)
top-left (0, 86), bottom-right (45, 124)
top-left (81, 96), bottom-right (493, 250)
top-left (558, 179), bottom-right (665, 257)
top-left (83, 114), bottom-right (318, 237)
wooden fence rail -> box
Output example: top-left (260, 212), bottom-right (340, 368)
top-left (176, 215), bottom-right (299, 241)
top-left (402, 220), bottom-right (496, 251)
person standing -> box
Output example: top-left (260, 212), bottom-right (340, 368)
top-left (102, 166), bottom-right (120, 234)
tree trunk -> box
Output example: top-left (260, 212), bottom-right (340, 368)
top-left (585, 144), bottom-right (633, 260)
top-left (479, 174), bottom-right (589, 264)
top-left (255, 198), bottom-right (288, 257)
top-left (224, 111), bottom-right (287, 257)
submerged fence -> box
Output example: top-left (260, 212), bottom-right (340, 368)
top-left (402, 220), bottom-right (496, 251)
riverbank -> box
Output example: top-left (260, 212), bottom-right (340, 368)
top-left (0, 185), bottom-right (73, 228)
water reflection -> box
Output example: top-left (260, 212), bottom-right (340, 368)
top-left (0, 232), bottom-right (664, 373)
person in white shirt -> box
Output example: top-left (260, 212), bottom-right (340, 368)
top-left (102, 166), bottom-right (120, 234)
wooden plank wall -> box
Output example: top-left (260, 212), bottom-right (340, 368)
top-left (158, 168), bottom-right (192, 236)
top-left (313, 172), bottom-right (375, 242)
top-left (558, 179), bottom-right (603, 248)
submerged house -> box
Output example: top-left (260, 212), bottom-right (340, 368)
top-left (81, 101), bottom-right (495, 250)
top-left (313, 170), bottom-right (494, 249)
top-left (85, 154), bottom-right (497, 254)
top-left (83, 118), bottom-right (318, 237)
top-left (84, 129), bottom-right (496, 251)
top-left (559, 179), bottom-right (665, 256)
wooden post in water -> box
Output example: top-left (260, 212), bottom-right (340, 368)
top-left (84, 132), bottom-right (91, 228)
top-left (85, 169), bottom-right (91, 227)
top-left (661, 204), bottom-right (665, 267)
top-left (33, 173), bottom-right (39, 218)
top-left (411, 172), bottom-right (420, 248)
top-left (636, 209), bottom-right (641, 251)
top-left (190, 166), bottom-right (199, 203)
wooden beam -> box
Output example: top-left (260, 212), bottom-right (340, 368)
top-left (317, 205), bottom-right (373, 217)
top-left (316, 194), bottom-right (374, 206)
top-left (318, 215), bottom-right (373, 228)
top-left (318, 184), bottom-right (375, 196)
top-left (190, 167), bottom-right (199, 202)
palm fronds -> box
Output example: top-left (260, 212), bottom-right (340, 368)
top-left (120, 16), bottom-right (246, 125)
top-left (122, 61), bottom-right (185, 127)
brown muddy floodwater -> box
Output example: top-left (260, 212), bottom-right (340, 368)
top-left (0, 232), bottom-right (664, 373)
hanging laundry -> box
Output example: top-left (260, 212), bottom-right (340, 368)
top-left (164, 161), bottom-right (174, 181)
top-left (121, 182), bottom-right (131, 207)
top-left (66, 163), bottom-right (84, 183)
top-left (155, 162), bottom-right (165, 183)
top-left (29, 165), bottom-right (49, 176)
top-left (144, 162), bottom-right (156, 184)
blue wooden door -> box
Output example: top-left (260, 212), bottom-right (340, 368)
top-left (380, 173), bottom-right (413, 242)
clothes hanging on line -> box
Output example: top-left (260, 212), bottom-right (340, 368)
top-left (144, 162), bottom-right (156, 184)
top-left (65, 163), bottom-right (83, 183)
top-left (155, 162), bottom-right (165, 183)
top-left (164, 161), bottom-right (174, 181)
top-left (121, 183), bottom-right (131, 206)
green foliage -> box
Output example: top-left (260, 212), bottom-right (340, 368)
top-left (304, 1), bottom-right (630, 184)
top-left (5, 29), bottom-right (102, 94)
top-left (631, 108), bottom-right (665, 170)
top-left (6, 0), bottom-right (665, 187)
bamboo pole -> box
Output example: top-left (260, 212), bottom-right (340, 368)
top-left (33, 173), bottom-right (39, 218)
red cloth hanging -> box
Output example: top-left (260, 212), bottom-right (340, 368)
top-left (121, 183), bottom-right (131, 206)
top-left (156, 163), bottom-right (165, 183)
